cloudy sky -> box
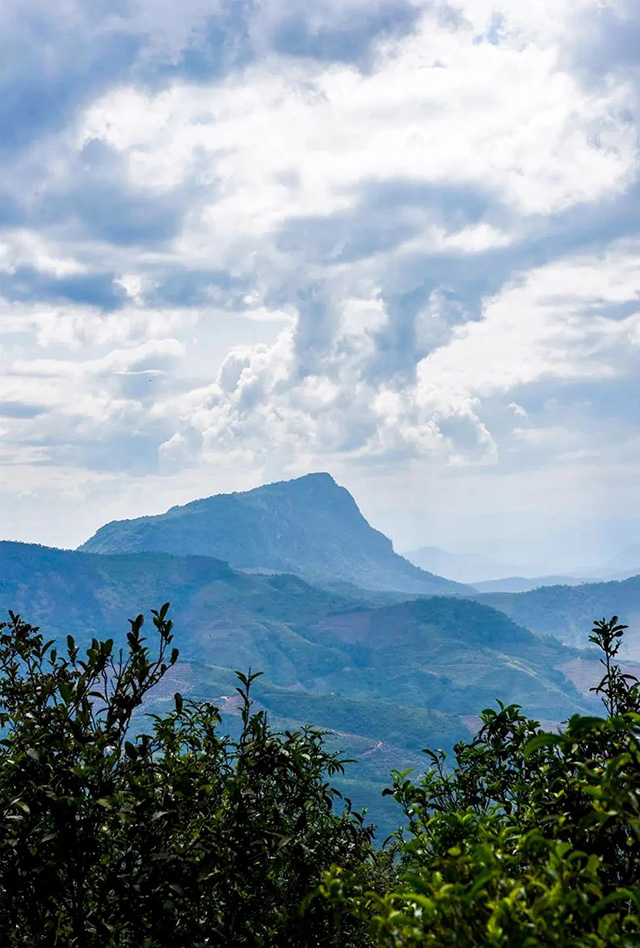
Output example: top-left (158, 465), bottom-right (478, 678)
top-left (1, 0), bottom-right (639, 570)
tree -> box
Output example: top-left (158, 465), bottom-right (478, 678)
top-left (0, 607), bottom-right (376, 947)
top-left (320, 617), bottom-right (640, 946)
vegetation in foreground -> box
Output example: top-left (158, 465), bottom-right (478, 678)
top-left (320, 616), bottom-right (640, 945)
top-left (0, 607), bottom-right (638, 945)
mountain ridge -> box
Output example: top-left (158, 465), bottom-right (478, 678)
top-left (477, 573), bottom-right (640, 657)
top-left (79, 473), bottom-right (469, 596)
top-left (0, 540), bottom-right (586, 721)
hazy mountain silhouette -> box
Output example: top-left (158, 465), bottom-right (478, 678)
top-left (472, 575), bottom-right (589, 594)
top-left (593, 544), bottom-right (640, 580)
top-left (403, 545), bottom-right (520, 583)
top-left (80, 473), bottom-right (468, 595)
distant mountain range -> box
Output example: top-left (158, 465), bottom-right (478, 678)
top-left (404, 545), bottom-right (592, 589)
top-left (0, 539), bottom-right (593, 833)
top-left (405, 541), bottom-right (640, 589)
top-left (80, 473), bottom-right (468, 596)
top-left (403, 545), bottom-right (521, 584)
top-left (595, 544), bottom-right (640, 579)
top-left (478, 574), bottom-right (640, 657)
top-left (471, 575), bottom-right (590, 594)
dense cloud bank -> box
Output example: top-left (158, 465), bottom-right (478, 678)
top-left (0, 0), bottom-right (639, 562)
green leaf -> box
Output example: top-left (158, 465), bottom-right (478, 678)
top-left (523, 733), bottom-right (562, 756)
top-left (59, 681), bottom-right (72, 704)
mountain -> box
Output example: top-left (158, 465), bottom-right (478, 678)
top-left (472, 575), bottom-right (589, 594)
top-left (79, 473), bottom-right (468, 596)
top-left (0, 540), bottom-right (591, 832)
top-left (478, 574), bottom-right (640, 657)
top-left (405, 547), bottom-right (592, 590)
top-left (594, 544), bottom-right (640, 579)
top-left (403, 546), bottom-right (519, 583)
top-left (302, 596), bottom-right (586, 720)
top-left (0, 541), bottom-right (583, 717)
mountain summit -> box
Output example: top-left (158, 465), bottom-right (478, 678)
top-left (79, 473), bottom-right (466, 595)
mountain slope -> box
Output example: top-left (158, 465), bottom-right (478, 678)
top-left (0, 540), bottom-right (595, 834)
top-left (0, 541), bottom-right (588, 718)
top-left (303, 596), bottom-right (586, 719)
top-left (0, 541), bottom-right (357, 686)
top-left (0, 542), bottom-right (597, 833)
top-left (479, 574), bottom-right (640, 657)
top-left (79, 473), bottom-right (468, 596)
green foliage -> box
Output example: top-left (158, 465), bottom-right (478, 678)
top-left (589, 615), bottom-right (639, 718)
top-left (319, 616), bottom-right (640, 945)
top-left (0, 607), bottom-right (376, 947)
top-left (3, 600), bottom-right (639, 946)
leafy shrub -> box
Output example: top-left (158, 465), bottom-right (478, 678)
top-left (319, 617), bottom-right (640, 946)
top-left (3, 603), bottom-right (639, 947)
top-left (0, 607), bottom-right (376, 947)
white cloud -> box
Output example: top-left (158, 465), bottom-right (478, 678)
top-left (80, 1), bottom-right (637, 253)
top-left (145, 239), bottom-right (640, 477)
top-left (1, 0), bottom-right (640, 558)
top-left (0, 231), bottom-right (85, 277)
top-left (418, 241), bottom-right (640, 398)
top-left (44, 0), bottom-right (636, 482)
top-left (0, 298), bottom-right (193, 350)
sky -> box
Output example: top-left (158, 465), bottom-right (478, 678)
top-left (1, 0), bottom-right (639, 572)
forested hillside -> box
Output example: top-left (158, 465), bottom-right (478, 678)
top-left (480, 574), bottom-right (640, 656)
top-left (0, 540), bottom-right (592, 829)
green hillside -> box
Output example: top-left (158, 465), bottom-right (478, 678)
top-left (0, 541), bottom-right (593, 833)
top-left (479, 574), bottom-right (640, 657)
top-left (0, 541), bottom-right (584, 717)
top-left (303, 596), bottom-right (586, 719)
